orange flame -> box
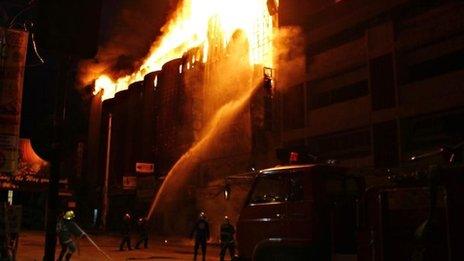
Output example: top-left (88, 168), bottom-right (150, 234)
top-left (95, 0), bottom-right (275, 100)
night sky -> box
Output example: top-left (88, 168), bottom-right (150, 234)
top-left (3, 0), bottom-right (178, 159)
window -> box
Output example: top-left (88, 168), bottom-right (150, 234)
top-left (373, 120), bottom-right (399, 167)
top-left (249, 174), bottom-right (287, 204)
top-left (283, 83), bottom-right (305, 130)
top-left (408, 48), bottom-right (464, 83)
top-left (288, 175), bottom-right (304, 201)
top-left (307, 129), bottom-right (371, 159)
top-left (309, 80), bottom-right (368, 109)
top-left (370, 54), bottom-right (396, 110)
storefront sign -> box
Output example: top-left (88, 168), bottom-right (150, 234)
top-left (122, 176), bottom-right (137, 190)
top-left (0, 174), bottom-right (68, 190)
top-left (135, 162), bottom-right (154, 174)
top-left (0, 28), bottom-right (28, 173)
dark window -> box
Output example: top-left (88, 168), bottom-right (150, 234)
top-left (309, 89), bottom-right (331, 109)
top-left (249, 174), bottom-right (287, 204)
top-left (332, 80), bottom-right (368, 103)
top-left (307, 27), bottom-right (365, 57)
top-left (310, 80), bottom-right (368, 109)
top-left (283, 83), bottom-right (305, 130)
top-left (370, 54), bottom-right (396, 110)
top-left (402, 109), bottom-right (464, 153)
top-left (373, 120), bottom-right (399, 167)
top-left (408, 48), bottom-right (464, 83)
top-left (307, 129), bottom-right (371, 159)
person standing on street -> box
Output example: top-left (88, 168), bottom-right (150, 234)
top-left (191, 211), bottom-right (210, 261)
top-left (56, 210), bottom-right (85, 261)
top-left (135, 217), bottom-right (149, 249)
top-left (119, 212), bottom-right (132, 251)
top-left (219, 216), bottom-right (236, 261)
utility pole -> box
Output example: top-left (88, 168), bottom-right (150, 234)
top-left (43, 55), bottom-right (70, 260)
top-left (102, 113), bottom-right (112, 230)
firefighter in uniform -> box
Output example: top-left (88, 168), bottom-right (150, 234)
top-left (219, 216), bottom-right (236, 261)
top-left (135, 217), bottom-right (149, 249)
top-left (119, 213), bottom-right (132, 251)
top-left (56, 210), bottom-right (85, 261)
top-left (191, 211), bottom-right (210, 261)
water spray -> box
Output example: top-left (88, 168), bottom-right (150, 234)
top-left (146, 82), bottom-right (260, 220)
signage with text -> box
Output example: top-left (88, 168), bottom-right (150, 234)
top-left (122, 176), bottom-right (137, 189)
top-left (0, 28), bottom-right (28, 173)
top-left (135, 162), bottom-right (154, 174)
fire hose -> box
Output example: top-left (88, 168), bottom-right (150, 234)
top-left (83, 233), bottom-right (113, 260)
top-left (75, 224), bottom-right (113, 260)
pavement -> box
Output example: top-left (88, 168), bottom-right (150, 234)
top-left (16, 231), bottom-right (229, 261)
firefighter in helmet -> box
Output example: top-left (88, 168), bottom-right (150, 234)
top-left (219, 216), bottom-right (236, 261)
top-left (56, 210), bottom-right (85, 261)
top-left (119, 212), bottom-right (132, 251)
top-left (191, 211), bottom-right (210, 261)
top-left (135, 217), bottom-right (149, 249)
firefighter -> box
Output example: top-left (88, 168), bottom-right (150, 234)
top-left (219, 216), bottom-right (235, 261)
top-left (135, 217), bottom-right (149, 249)
top-left (119, 213), bottom-right (132, 251)
top-left (56, 210), bottom-right (85, 261)
top-left (191, 211), bottom-right (210, 261)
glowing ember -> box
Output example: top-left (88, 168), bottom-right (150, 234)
top-left (94, 0), bottom-right (275, 100)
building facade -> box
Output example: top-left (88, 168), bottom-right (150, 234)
top-left (277, 0), bottom-right (464, 169)
top-left (89, 0), bottom-right (464, 236)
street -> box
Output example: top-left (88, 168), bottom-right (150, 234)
top-left (17, 231), bottom-right (227, 261)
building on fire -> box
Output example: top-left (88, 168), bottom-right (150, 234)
top-left (85, 0), bottom-right (464, 237)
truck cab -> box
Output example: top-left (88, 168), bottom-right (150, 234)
top-left (236, 164), bottom-right (364, 260)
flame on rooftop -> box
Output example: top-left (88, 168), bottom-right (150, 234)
top-left (93, 0), bottom-right (276, 100)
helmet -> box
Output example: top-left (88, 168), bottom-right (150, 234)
top-left (199, 211), bottom-right (206, 219)
top-left (224, 216), bottom-right (230, 223)
top-left (124, 213), bottom-right (131, 221)
top-left (63, 210), bottom-right (75, 220)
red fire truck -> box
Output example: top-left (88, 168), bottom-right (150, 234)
top-left (356, 166), bottom-right (464, 261)
top-left (235, 158), bottom-right (463, 260)
top-left (236, 164), bottom-right (364, 260)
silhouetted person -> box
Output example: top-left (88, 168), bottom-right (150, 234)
top-left (57, 210), bottom-right (85, 261)
top-left (191, 212), bottom-right (210, 261)
top-left (219, 216), bottom-right (235, 261)
top-left (119, 213), bottom-right (132, 251)
top-left (135, 217), bottom-right (149, 249)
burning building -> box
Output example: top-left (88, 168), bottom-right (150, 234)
top-left (85, 0), bottom-right (277, 234)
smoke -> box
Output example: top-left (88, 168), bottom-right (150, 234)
top-left (147, 78), bottom-right (259, 220)
top-left (77, 0), bottom-right (179, 86)
top-left (273, 26), bottom-right (306, 91)
top-left (146, 30), bottom-right (257, 236)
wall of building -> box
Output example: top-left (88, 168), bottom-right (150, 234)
top-left (277, 0), bottom-right (464, 171)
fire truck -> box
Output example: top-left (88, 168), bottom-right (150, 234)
top-left (235, 146), bottom-right (464, 261)
top-left (356, 167), bottom-right (464, 261)
top-left (236, 163), bottom-right (364, 260)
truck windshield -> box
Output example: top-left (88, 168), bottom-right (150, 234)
top-left (248, 174), bottom-right (287, 204)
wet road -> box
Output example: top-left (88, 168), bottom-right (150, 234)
top-left (17, 231), bottom-right (229, 261)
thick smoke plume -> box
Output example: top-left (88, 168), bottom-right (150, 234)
top-left (78, 0), bottom-right (178, 86)
top-left (274, 26), bottom-right (306, 91)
